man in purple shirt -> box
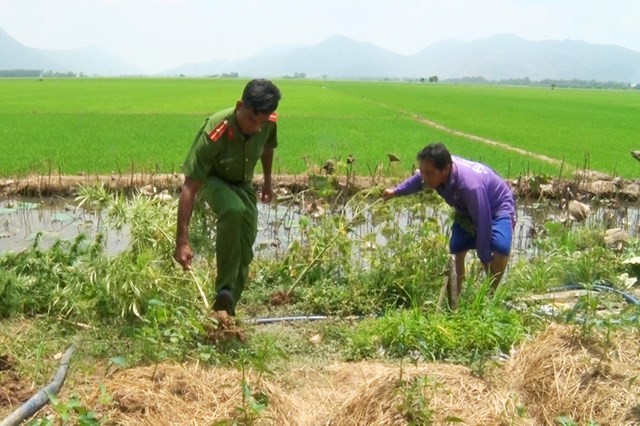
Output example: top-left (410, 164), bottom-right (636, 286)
top-left (383, 143), bottom-right (516, 305)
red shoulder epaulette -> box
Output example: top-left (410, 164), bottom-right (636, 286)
top-left (208, 120), bottom-right (228, 143)
top-left (268, 112), bottom-right (278, 123)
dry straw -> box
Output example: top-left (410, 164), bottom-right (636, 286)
top-left (506, 323), bottom-right (640, 425)
top-left (41, 324), bottom-right (640, 425)
top-left (79, 361), bottom-right (529, 425)
top-left (322, 362), bottom-right (530, 425)
top-left (83, 363), bottom-right (297, 425)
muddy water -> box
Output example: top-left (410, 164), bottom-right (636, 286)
top-left (0, 198), bottom-right (130, 255)
top-left (260, 199), bottom-right (640, 260)
top-left (1, 196), bottom-right (638, 257)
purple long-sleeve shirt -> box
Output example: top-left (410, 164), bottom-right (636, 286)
top-left (394, 156), bottom-right (516, 263)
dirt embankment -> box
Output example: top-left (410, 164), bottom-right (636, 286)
top-left (1, 171), bottom-right (639, 202)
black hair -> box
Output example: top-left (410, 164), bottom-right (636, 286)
top-left (241, 79), bottom-right (281, 114)
top-left (416, 143), bottom-right (452, 171)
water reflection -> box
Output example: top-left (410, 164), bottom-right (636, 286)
top-left (0, 198), bottom-right (129, 255)
top-left (256, 196), bottom-right (640, 261)
top-left (1, 196), bottom-right (638, 258)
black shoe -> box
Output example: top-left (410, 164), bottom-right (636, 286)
top-left (213, 289), bottom-right (234, 316)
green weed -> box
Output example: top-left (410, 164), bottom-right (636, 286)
top-left (347, 284), bottom-right (526, 369)
top-left (26, 392), bottom-right (100, 426)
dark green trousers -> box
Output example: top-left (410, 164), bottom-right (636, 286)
top-left (199, 177), bottom-right (258, 309)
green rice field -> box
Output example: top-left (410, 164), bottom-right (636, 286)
top-left (1, 78), bottom-right (639, 179)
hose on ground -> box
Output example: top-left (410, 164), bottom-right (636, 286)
top-left (246, 315), bottom-right (329, 325)
top-left (548, 281), bottom-right (640, 306)
top-left (1, 345), bottom-right (75, 426)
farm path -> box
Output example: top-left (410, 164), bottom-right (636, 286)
top-left (368, 99), bottom-right (564, 167)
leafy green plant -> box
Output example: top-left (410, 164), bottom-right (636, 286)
top-left (396, 376), bottom-right (435, 425)
top-left (235, 367), bottom-right (269, 423)
top-left (27, 393), bottom-right (100, 426)
top-left (138, 298), bottom-right (217, 367)
top-left (555, 415), bottom-right (599, 426)
top-left (224, 344), bottom-right (286, 425)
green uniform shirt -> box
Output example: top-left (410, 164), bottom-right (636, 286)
top-left (182, 107), bottom-right (278, 184)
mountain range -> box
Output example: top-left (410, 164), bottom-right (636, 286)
top-left (2, 27), bottom-right (640, 82)
top-left (0, 27), bottom-right (140, 76)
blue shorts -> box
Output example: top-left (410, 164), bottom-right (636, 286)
top-left (449, 216), bottom-right (513, 256)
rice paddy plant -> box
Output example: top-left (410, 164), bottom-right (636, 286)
top-left (329, 82), bottom-right (640, 178)
top-left (4, 79), bottom-right (638, 178)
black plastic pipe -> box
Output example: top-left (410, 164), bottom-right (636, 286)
top-left (246, 315), bottom-right (330, 325)
top-left (1, 345), bottom-right (75, 426)
top-left (548, 282), bottom-right (640, 306)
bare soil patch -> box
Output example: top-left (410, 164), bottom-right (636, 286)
top-left (0, 355), bottom-right (13, 372)
top-left (269, 290), bottom-right (295, 307)
top-left (206, 311), bottom-right (246, 344)
top-left (0, 355), bottom-right (34, 410)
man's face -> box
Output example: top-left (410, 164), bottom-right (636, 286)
top-left (235, 101), bottom-right (271, 136)
top-left (419, 158), bottom-right (450, 189)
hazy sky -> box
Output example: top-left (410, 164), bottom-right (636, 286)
top-left (1, 0), bottom-right (639, 73)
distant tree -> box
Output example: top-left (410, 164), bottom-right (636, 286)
top-left (442, 75), bottom-right (631, 89)
top-left (283, 72), bottom-right (306, 79)
top-left (0, 69), bottom-right (40, 77)
top-left (428, 75), bottom-right (438, 83)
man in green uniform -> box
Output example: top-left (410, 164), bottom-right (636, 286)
top-left (174, 79), bottom-right (281, 316)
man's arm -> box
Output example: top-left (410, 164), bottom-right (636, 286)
top-left (382, 172), bottom-right (423, 200)
top-left (175, 176), bottom-right (203, 270)
top-left (260, 146), bottom-right (274, 203)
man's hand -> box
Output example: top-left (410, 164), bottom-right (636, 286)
top-left (175, 176), bottom-right (202, 271)
top-left (261, 178), bottom-right (273, 203)
top-left (382, 188), bottom-right (396, 201)
top-left (174, 242), bottom-right (194, 271)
